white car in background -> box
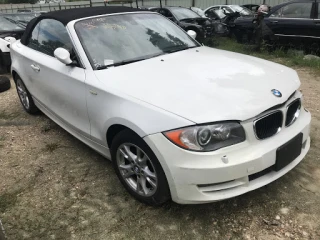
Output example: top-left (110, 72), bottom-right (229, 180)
top-left (204, 5), bottom-right (253, 18)
top-left (10, 7), bottom-right (311, 205)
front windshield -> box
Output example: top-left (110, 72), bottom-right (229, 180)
top-left (0, 16), bottom-right (23, 31)
top-left (170, 7), bottom-right (201, 20)
top-left (190, 7), bottom-right (205, 17)
top-left (75, 13), bottom-right (199, 70)
top-left (0, 14), bottom-right (38, 31)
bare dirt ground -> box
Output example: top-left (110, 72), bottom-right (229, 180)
top-left (0, 67), bottom-right (320, 240)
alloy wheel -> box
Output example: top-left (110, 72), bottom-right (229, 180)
top-left (16, 79), bottom-right (30, 110)
top-left (116, 143), bottom-right (158, 197)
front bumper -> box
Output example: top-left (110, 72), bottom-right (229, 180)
top-left (144, 106), bottom-right (311, 204)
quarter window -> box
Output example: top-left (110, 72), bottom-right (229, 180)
top-left (27, 19), bottom-right (73, 56)
top-left (271, 3), bottom-right (312, 19)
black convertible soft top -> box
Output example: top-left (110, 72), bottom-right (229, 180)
top-left (20, 6), bottom-right (144, 45)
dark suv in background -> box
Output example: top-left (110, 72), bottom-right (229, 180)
top-left (234, 0), bottom-right (320, 50)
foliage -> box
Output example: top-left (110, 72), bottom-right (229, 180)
top-left (2, 0), bottom-right (38, 3)
top-left (211, 37), bottom-right (320, 72)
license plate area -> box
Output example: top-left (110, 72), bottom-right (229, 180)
top-left (274, 133), bottom-right (303, 171)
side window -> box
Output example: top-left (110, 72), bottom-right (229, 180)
top-left (28, 21), bottom-right (40, 51)
top-left (205, 8), bottom-right (219, 19)
top-left (318, 4), bottom-right (320, 19)
top-left (27, 19), bottom-right (73, 57)
top-left (271, 3), bottom-right (312, 19)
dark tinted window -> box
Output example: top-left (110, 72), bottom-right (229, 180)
top-left (170, 7), bottom-right (200, 20)
top-left (271, 3), bottom-right (312, 18)
top-left (318, 4), bottom-right (320, 19)
top-left (27, 19), bottom-right (72, 56)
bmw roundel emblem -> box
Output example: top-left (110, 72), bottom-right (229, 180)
top-left (271, 89), bottom-right (282, 98)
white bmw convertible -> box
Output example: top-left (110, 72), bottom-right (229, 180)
top-left (10, 7), bottom-right (311, 205)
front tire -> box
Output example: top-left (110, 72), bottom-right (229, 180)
top-left (111, 129), bottom-right (170, 206)
top-left (15, 76), bottom-right (39, 114)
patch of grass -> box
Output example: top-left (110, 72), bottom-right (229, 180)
top-left (0, 192), bottom-right (17, 212)
top-left (0, 135), bottom-right (5, 148)
top-left (44, 143), bottom-right (60, 153)
top-left (0, 111), bottom-right (20, 120)
top-left (212, 37), bottom-right (320, 72)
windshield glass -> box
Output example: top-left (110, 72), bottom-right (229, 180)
top-left (190, 7), bottom-right (205, 17)
top-left (170, 7), bottom-right (201, 20)
top-left (75, 13), bottom-right (199, 70)
top-left (0, 13), bottom-right (38, 31)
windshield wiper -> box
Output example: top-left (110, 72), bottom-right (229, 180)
top-left (164, 45), bottom-right (197, 54)
top-left (96, 52), bottom-right (168, 70)
top-left (96, 58), bottom-right (147, 70)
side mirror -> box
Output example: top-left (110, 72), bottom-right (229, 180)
top-left (187, 30), bottom-right (197, 39)
top-left (54, 47), bottom-right (72, 65)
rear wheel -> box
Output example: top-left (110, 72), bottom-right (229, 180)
top-left (111, 129), bottom-right (170, 205)
top-left (0, 51), bottom-right (5, 74)
top-left (15, 77), bottom-right (39, 114)
top-left (0, 76), bottom-right (11, 93)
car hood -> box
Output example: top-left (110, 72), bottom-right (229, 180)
top-left (94, 46), bottom-right (300, 124)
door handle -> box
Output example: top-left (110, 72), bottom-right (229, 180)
top-left (271, 21), bottom-right (278, 24)
top-left (30, 64), bottom-right (40, 72)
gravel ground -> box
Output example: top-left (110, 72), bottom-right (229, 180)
top-left (0, 67), bottom-right (320, 240)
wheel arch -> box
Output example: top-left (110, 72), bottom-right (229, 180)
top-left (105, 119), bottom-right (147, 149)
top-left (11, 70), bottom-right (18, 82)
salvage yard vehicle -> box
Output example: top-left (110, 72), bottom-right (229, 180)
top-left (11, 7), bottom-right (311, 205)
top-left (204, 5), bottom-right (253, 19)
top-left (0, 13), bottom-right (38, 73)
top-left (234, 0), bottom-right (320, 50)
top-left (149, 6), bottom-right (215, 41)
top-left (204, 5), bottom-right (253, 36)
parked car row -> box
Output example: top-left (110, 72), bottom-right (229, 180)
top-left (139, 6), bottom-right (227, 41)
top-left (234, 0), bottom-right (320, 51)
top-left (8, 6), bottom-right (311, 205)
top-left (182, 1), bottom-right (320, 51)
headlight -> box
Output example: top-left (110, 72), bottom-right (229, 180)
top-left (164, 122), bottom-right (246, 152)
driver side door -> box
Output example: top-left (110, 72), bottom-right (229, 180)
top-left (21, 19), bottom-right (90, 137)
top-left (266, 2), bottom-right (315, 37)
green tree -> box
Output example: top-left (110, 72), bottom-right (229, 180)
top-left (5, 0), bottom-right (38, 4)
